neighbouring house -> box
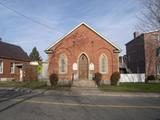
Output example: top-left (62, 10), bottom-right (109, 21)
top-left (0, 40), bottom-right (37, 81)
top-left (45, 22), bottom-right (120, 85)
top-left (126, 30), bottom-right (160, 76)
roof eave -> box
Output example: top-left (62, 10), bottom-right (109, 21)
top-left (46, 22), bottom-right (121, 51)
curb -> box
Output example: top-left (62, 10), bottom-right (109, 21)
top-left (43, 90), bottom-right (160, 98)
top-left (0, 87), bottom-right (160, 98)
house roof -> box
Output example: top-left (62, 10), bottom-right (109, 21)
top-left (45, 22), bottom-right (121, 52)
top-left (125, 30), bottom-right (160, 45)
top-left (0, 41), bottom-right (30, 62)
top-left (125, 34), bottom-right (144, 46)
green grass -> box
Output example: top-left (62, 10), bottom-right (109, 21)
top-left (0, 81), bottom-right (71, 90)
top-left (0, 81), bottom-right (47, 89)
top-left (99, 83), bottom-right (160, 92)
top-left (1, 81), bottom-right (160, 92)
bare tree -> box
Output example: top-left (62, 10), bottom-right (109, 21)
top-left (137, 0), bottom-right (160, 32)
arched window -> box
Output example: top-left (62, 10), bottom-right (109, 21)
top-left (99, 54), bottom-right (108, 74)
top-left (59, 54), bottom-right (67, 74)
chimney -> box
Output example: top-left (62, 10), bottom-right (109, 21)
top-left (133, 32), bottom-right (140, 39)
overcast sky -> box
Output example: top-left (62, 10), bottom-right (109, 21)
top-left (0, 0), bottom-right (142, 60)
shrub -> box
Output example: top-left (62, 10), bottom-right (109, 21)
top-left (110, 72), bottom-right (120, 86)
top-left (147, 75), bottom-right (156, 80)
top-left (49, 73), bottom-right (58, 87)
top-left (36, 65), bottom-right (42, 73)
top-left (94, 72), bottom-right (102, 86)
top-left (157, 75), bottom-right (160, 80)
top-left (145, 75), bottom-right (156, 83)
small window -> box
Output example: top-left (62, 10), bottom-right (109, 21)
top-left (0, 60), bottom-right (3, 73)
top-left (99, 54), bottom-right (108, 74)
top-left (157, 35), bottom-right (160, 41)
top-left (10, 63), bottom-right (15, 74)
top-left (59, 54), bottom-right (67, 74)
top-left (157, 64), bottom-right (160, 75)
top-left (156, 47), bottom-right (160, 57)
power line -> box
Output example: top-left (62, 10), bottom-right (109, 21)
top-left (0, 1), bottom-right (62, 34)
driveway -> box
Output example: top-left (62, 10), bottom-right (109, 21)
top-left (0, 88), bottom-right (160, 120)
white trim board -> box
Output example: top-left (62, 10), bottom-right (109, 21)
top-left (45, 22), bottom-right (121, 52)
top-left (144, 29), bottom-right (160, 34)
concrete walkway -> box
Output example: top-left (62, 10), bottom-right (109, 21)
top-left (1, 87), bottom-right (160, 98)
top-left (34, 87), bottom-right (160, 98)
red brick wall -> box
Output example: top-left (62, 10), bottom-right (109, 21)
top-left (144, 31), bottom-right (160, 75)
top-left (0, 58), bottom-right (20, 80)
top-left (0, 58), bottom-right (37, 81)
top-left (48, 24), bottom-right (119, 81)
top-left (24, 65), bottom-right (37, 81)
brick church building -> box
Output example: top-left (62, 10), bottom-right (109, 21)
top-left (45, 22), bottom-right (120, 85)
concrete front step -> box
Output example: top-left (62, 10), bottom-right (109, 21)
top-left (72, 80), bottom-right (97, 88)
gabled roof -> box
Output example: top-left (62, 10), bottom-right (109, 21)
top-left (45, 22), bottom-right (121, 52)
top-left (0, 41), bottom-right (30, 62)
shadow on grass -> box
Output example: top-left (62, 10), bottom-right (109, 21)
top-left (0, 89), bottom-right (29, 103)
top-left (0, 85), bottom-right (49, 113)
top-left (0, 81), bottom-right (47, 103)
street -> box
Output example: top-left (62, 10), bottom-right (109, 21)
top-left (0, 89), bottom-right (160, 120)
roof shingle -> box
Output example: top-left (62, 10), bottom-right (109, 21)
top-left (0, 41), bottom-right (30, 62)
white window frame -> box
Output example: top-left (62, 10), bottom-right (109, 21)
top-left (99, 54), bottom-right (108, 74)
top-left (157, 35), bottom-right (160, 41)
top-left (157, 64), bottom-right (160, 75)
top-left (59, 54), bottom-right (68, 74)
top-left (0, 61), bottom-right (3, 74)
top-left (10, 63), bottom-right (15, 74)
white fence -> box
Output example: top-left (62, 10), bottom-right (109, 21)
top-left (120, 74), bottom-right (145, 83)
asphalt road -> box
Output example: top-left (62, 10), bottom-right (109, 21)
top-left (0, 89), bottom-right (160, 120)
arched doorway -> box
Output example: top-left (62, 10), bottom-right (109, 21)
top-left (78, 54), bottom-right (89, 80)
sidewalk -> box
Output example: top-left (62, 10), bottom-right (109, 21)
top-left (43, 87), bottom-right (160, 98)
top-left (1, 87), bottom-right (160, 98)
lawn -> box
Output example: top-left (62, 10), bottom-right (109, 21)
top-left (0, 81), bottom-right (47, 89)
top-left (1, 81), bottom-right (160, 92)
top-left (0, 81), bottom-right (71, 90)
top-left (99, 83), bottom-right (160, 92)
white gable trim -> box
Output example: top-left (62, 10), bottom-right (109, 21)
top-left (144, 29), bottom-right (160, 34)
top-left (45, 22), bottom-right (121, 52)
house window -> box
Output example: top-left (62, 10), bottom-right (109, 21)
top-left (157, 64), bottom-right (160, 75)
top-left (59, 54), bottom-right (67, 74)
top-left (10, 63), bottom-right (15, 74)
top-left (99, 54), bottom-right (108, 74)
top-left (157, 35), bottom-right (160, 41)
top-left (156, 47), bottom-right (160, 57)
top-left (0, 60), bottom-right (3, 73)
